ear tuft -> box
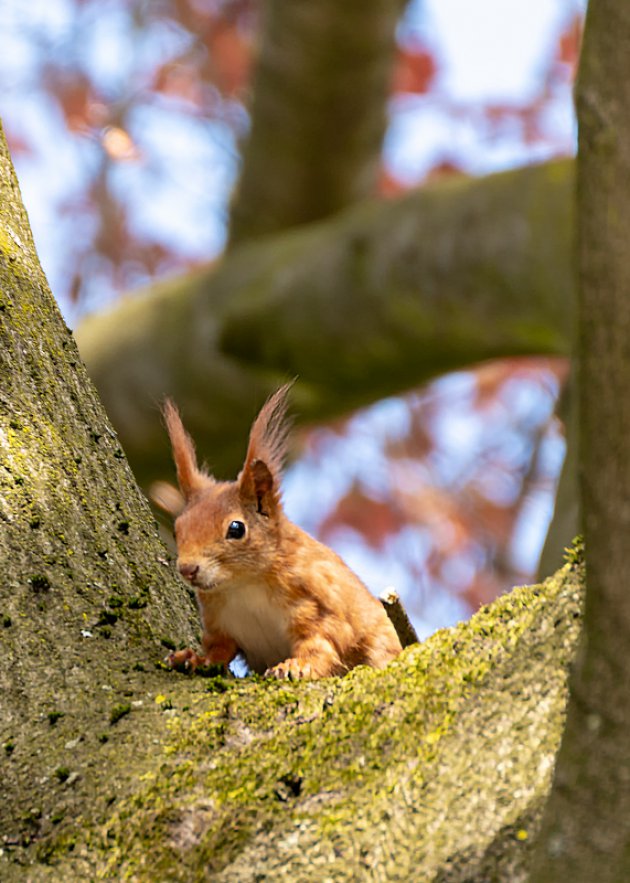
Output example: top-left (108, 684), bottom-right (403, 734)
top-left (162, 399), bottom-right (208, 500)
top-left (239, 382), bottom-right (294, 510)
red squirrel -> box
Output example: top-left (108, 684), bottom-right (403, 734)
top-left (163, 384), bottom-right (402, 679)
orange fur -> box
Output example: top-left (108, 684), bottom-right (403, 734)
top-left (163, 384), bottom-right (402, 679)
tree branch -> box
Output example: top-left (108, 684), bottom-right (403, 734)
top-left (20, 552), bottom-right (583, 879)
top-left (76, 160), bottom-right (575, 488)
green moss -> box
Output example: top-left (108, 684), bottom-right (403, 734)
top-left (96, 610), bottom-right (119, 627)
top-left (205, 676), bottom-right (231, 694)
top-left (128, 595), bottom-right (148, 609)
top-left (28, 575), bottom-right (51, 592)
top-left (564, 534), bottom-right (585, 566)
top-left (0, 226), bottom-right (31, 273)
top-left (58, 558), bottom-right (583, 881)
top-left (109, 703), bottom-right (132, 726)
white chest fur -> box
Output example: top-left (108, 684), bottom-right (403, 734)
top-left (214, 578), bottom-right (292, 674)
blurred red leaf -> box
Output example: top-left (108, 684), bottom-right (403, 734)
top-left (557, 14), bottom-right (582, 70)
top-left (48, 72), bottom-right (98, 133)
top-left (398, 485), bottom-right (470, 552)
top-left (461, 572), bottom-right (506, 610)
top-left (203, 21), bottom-right (252, 97)
top-left (467, 490), bottom-right (518, 545)
top-left (153, 60), bottom-right (204, 107)
top-left (5, 130), bottom-right (34, 156)
top-left (484, 103), bottom-right (520, 125)
top-left (392, 45), bottom-right (437, 95)
top-left (320, 484), bottom-right (406, 549)
top-left (474, 361), bottom-right (514, 409)
top-left (377, 165), bottom-right (408, 197)
top-left (425, 157), bottom-right (463, 182)
top-left (386, 416), bottom-right (433, 461)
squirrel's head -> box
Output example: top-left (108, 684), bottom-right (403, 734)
top-left (163, 384), bottom-right (292, 591)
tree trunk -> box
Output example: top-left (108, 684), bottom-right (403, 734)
top-left (0, 116), bottom-right (591, 882)
top-left (228, 0), bottom-right (403, 246)
top-left (530, 3), bottom-right (630, 879)
top-left (76, 160), bottom-right (575, 488)
top-left (0, 121), bottom-right (198, 865)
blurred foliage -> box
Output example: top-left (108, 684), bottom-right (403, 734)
top-left (1, 0), bottom-right (582, 310)
top-left (286, 358), bottom-right (568, 634)
top-left (0, 0), bottom-right (583, 631)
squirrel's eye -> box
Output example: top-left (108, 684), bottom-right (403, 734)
top-left (226, 520), bottom-right (246, 540)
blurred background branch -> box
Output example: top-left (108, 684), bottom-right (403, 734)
top-left (0, 0), bottom-right (584, 634)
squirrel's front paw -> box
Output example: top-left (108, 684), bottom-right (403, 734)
top-left (265, 658), bottom-right (313, 680)
top-left (166, 647), bottom-right (202, 673)
top-left (166, 648), bottom-right (228, 676)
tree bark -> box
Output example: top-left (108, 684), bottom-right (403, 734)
top-left (0, 121), bottom-right (198, 864)
top-left (76, 160), bottom-right (575, 488)
top-left (228, 0), bottom-right (403, 246)
top-left (3, 536), bottom-right (584, 879)
top-left (530, 3), bottom-right (630, 879)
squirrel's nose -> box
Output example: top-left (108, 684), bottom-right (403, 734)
top-left (178, 562), bottom-right (199, 583)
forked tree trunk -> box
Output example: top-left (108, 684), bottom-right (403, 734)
top-left (0, 118), bottom-right (588, 880)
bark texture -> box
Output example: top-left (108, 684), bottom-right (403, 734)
top-left (4, 548), bottom-right (584, 880)
top-left (530, 3), bottom-right (630, 879)
top-left (0, 122), bottom-right (198, 862)
top-left (76, 160), bottom-right (574, 488)
top-left (228, 0), bottom-right (403, 246)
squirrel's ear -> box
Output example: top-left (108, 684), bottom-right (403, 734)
top-left (239, 458), bottom-right (277, 516)
top-left (238, 383), bottom-right (293, 515)
top-left (162, 399), bottom-right (208, 500)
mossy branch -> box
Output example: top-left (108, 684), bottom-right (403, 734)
top-left (76, 160), bottom-right (575, 489)
top-left (10, 550), bottom-right (583, 880)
